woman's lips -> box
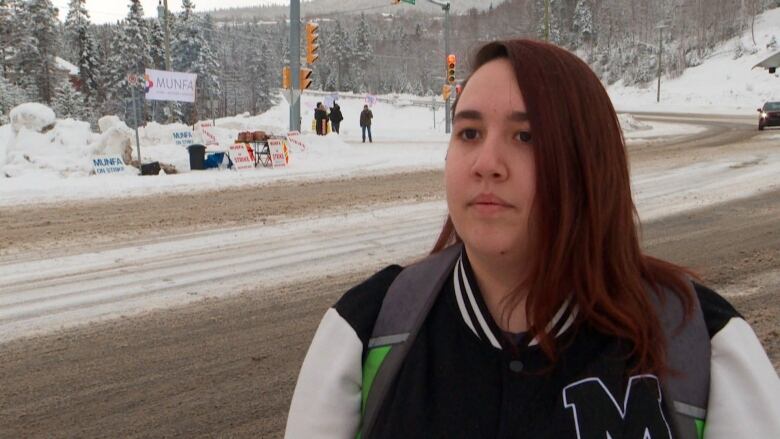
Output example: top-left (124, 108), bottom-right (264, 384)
top-left (468, 194), bottom-right (513, 214)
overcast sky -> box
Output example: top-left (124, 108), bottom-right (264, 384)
top-left (52, 0), bottom-right (289, 24)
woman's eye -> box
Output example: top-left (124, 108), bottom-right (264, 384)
top-left (516, 131), bottom-right (532, 143)
top-left (459, 128), bottom-right (480, 141)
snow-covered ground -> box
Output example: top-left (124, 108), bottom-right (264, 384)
top-left (0, 93), bottom-right (700, 207)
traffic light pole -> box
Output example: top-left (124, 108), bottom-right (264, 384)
top-left (290, 0), bottom-right (301, 131)
top-left (424, 0), bottom-right (452, 134)
top-left (443, 3), bottom-right (451, 134)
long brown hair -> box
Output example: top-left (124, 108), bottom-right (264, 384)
top-left (433, 39), bottom-right (694, 374)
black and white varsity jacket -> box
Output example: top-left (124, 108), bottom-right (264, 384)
top-left (285, 251), bottom-right (780, 438)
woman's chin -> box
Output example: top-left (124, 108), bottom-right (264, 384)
top-left (463, 239), bottom-right (523, 261)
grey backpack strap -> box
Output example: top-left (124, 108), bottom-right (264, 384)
top-left (358, 243), bottom-right (462, 439)
top-left (654, 282), bottom-right (711, 439)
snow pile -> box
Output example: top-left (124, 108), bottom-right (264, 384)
top-left (93, 116), bottom-right (135, 165)
top-left (9, 103), bottom-right (55, 133)
top-left (0, 106), bottom-right (141, 178)
top-left (618, 113), bottom-right (651, 132)
top-left (0, 91), bottom-right (690, 182)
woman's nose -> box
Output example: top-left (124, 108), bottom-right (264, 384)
top-left (471, 137), bottom-right (508, 180)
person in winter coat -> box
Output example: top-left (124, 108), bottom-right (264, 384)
top-left (330, 103), bottom-right (344, 134)
top-left (314, 102), bottom-right (328, 135)
top-left (285, 39), bottom-right (780, 439)
top-left (360, 104), bottom-right (373, 143)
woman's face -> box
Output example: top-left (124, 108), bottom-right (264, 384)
top-left (445, 58), bottom-right (536, 263)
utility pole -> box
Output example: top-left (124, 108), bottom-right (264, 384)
top-left (420, 0), bottom-right (452, 134)
top-left (656, 22), bottom-right (668, 103)
top-left (289, 0), bottom-right (301, 131)
top-left (544, 0), bottom-right (550, 41)
top-left (158, 1), bottom-right (174, 121)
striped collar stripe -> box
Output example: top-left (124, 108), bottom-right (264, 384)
top-left (452, 251), bottom-right (578, 350)
top-left (454, 256), bottom-right (502, 349)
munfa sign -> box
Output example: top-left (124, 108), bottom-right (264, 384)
top-left (172, 130), bottom-right (194, 146)
top-left (92, 156), bottom-right (126, 175)
top-left (144, 68), bottom-right (197, 103)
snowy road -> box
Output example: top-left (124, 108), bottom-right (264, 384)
top-left (0, 201), bottom-right (446, 342)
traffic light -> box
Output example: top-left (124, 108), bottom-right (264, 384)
top-left (299, 68), bottom-right (313, 90)
top-left (282, 66), bottom-right (291, 89)
top-left (447, 54), bottom-right (456, 84)
top-left (442, 84), bottom-right (452, 101)
top-left (305, 22), bottom-right (319, 65)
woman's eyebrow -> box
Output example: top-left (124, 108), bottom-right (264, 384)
top-left (508, 111), bottom-right (529, 122)
top-left (453, 110), bottom-right (482, 122)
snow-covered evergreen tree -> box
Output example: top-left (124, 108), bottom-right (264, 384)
top-left (0, 0), bottom-right (14, 78)
top-left (26, 0), bottom-right (60, 104)
top-left (65, 0), bottom-right (100, 104)
top-left (353, 13), bottom-right (373, 92)
top-left (52, 81), bottom-right (87, 120)
top-left (328, 20), bottom-right (354, 91)
top-left (0, 75), bottom-right (30, 124)
top-left (573, 0), bottom-right (594, 45)
top-left (64, 0), bottom-right (87, 49)
top-left (106, 0), bottom-right (152, 119)
top-left (147, 19), bottom-right (167, 69)
top-left (172, 2), bottom-right (221, 123)
top-left (7, 2), bottom-right (39, 98)
top-left (247, 42), bottom-right (272, 114)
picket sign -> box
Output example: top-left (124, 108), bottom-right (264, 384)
top-left (198, 121), bottom-right (219, 146)
top-left (92, 156), bottom-right (126, 175)
top-left (286, 131), bottom-right (307, 152)
top-left (228, 143), bottom-right (255, 171)
top-left (172, 130), bottom-right (194, 146)
top-left (268, 139), bottom-right (289, 168)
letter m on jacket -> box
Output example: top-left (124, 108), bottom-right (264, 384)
top-left (563, 375), bottom-right (672, 439)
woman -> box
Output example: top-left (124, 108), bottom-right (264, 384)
top-left (314, 102), bottom-right (328, 135)
top-left (285, 40), bottom-right (779, 438)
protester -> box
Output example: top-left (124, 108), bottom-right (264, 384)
top-left (330, 102), bottom-right (344, 134)
top-left (314, 102), bottom-right (328, 135)
top-left (360, 104), bottom-right (373, 143)
top-left (285, 39), bottom-right (780, 439)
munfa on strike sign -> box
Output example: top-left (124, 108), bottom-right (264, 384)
top-left (92, 156), bottom-right (126, 175)
top-left (145, 69), bottom-right (198, 103)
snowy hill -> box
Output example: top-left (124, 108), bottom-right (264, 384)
top-left (609, 7), bottom-right (780, 114)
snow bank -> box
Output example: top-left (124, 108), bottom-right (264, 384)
top-left (618, 114), bottom-right (651, 132)
top-left (98, 115), bottom-right (124, 133)
top-left (10, 103), bottom-right (56, 133)
top-left (0, 104), bottom-right (137, 178)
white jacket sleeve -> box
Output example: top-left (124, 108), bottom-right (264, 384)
top-left (285, 308), bottom-right (364, 439)
top-left (704, 318), bottom-right (780, 438)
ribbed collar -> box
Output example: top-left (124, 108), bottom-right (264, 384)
top-left (452, 250), bottom-right (578, 351)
